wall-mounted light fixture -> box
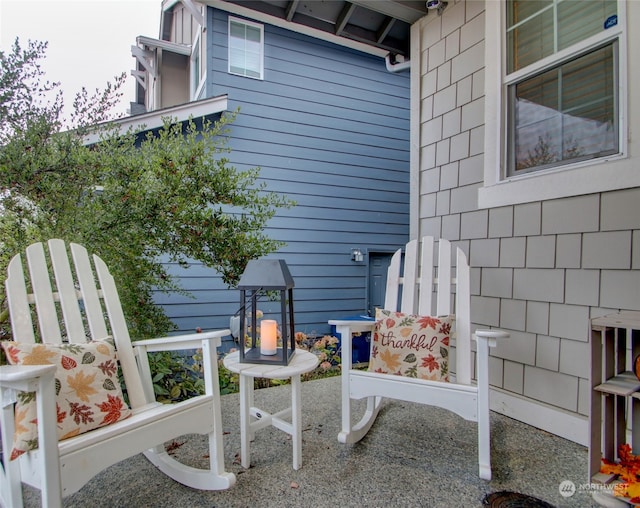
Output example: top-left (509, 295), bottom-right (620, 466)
top-left (351, 248), bottom-right (364, 263)
top-left (426, 0), bottom-right (448, 15)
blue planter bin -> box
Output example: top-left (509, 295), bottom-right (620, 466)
top-left (330, 315), bottom-right (374, 365)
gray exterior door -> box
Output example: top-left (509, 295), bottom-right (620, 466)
top-left (367, 253), bottom-right (393, 316)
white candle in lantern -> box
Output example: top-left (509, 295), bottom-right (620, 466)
top-left (260, 320), bottom-right (278, 355)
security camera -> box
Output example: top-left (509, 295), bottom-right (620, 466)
top-left (426, 0), bottom-right (447, 14)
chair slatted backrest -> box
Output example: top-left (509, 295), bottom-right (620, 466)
top-left (383, 237), bottom-right (472, 385)
top-left (5, 240), bottom-right (147, 408)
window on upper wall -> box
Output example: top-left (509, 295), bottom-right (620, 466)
top-left (479, 0), bottom-right (632, 208)
top-left (191, 34), bottom-right (204, 99)
top-left (228, 17), bottom-right (263, 79)
top-left (506, 0), bottom-right (619, 176)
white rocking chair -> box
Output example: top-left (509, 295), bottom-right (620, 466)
top-left (0, 240), bottom-right (235, 508)
top-left (330, 236), bottom-right (508, 480)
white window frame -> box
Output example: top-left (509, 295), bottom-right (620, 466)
top-left (228, 16), bottom-right (264, 80)
top-left (191, 29), bottom-right (206, 100)
top-left (480, 0), bottom-right (638, 209)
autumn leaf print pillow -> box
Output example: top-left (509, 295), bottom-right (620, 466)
top-left (1, 338), bottom-right (132, 460)
top-left (368, 309), bottom-right (452, 382)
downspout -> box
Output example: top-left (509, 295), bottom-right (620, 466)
top-left (385, 53), bottom-right (411, 73)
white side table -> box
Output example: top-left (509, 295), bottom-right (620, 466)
top-left (223, 349), bottom-right (319, 470)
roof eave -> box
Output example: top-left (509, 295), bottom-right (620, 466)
top-left (204, 0), bottom-right (389, 58)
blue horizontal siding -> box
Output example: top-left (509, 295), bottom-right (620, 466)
top-left (155, 7), bottom-right (410, 338)
top-left (157, 287), bottom-right (365, 308)
top-left (223, 134), bottom-right (408, 173)
top-left (270, 207), bottom-right (407, 224)
top-left (220, 86), bottom-right (408, 130)
top-left (229, 118), bottom-right (407, 155)
top-left (234, 162), bottom-right (408, 192)
top-left (229, 102), bottom-right (409, 143)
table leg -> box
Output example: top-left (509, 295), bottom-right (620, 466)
top-left (248, 375), bottom-right (256, 442)
top-left (291, 374), bottom-right (302, 470)
top-left (239, 373), bottom-right (251, 468)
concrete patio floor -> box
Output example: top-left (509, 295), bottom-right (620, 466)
top-left (22, 375), bottom-right (597, 507)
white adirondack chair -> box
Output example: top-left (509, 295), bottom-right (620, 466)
top-left (0, 240), bottom-right (235, 508)
top-left (330, 236), bottom-right (509, 480)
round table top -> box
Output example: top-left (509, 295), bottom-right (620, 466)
top-left (222, 349), bottom-right (319, 380)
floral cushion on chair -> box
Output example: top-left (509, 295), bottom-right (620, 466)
top-left (369, 309), bottom-right (453, 382)
top-left (1, 338), bottom-right (132, 460)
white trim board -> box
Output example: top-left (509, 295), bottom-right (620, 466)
top-left (83, 95), bottom-right (228, 145)
top-left (490, 388), bottom-right (589, 447)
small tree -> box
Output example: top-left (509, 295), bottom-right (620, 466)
top-left (517, 134), bottom-right (558, 171)
top-left (0, 38), bottom-right (294, 340)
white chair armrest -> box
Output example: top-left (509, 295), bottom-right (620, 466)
top-left (0, 364), bottom-right (57, 392)
top-left (133, 329), bottom-right (230, 353)
top-left (0, 364), bottom-right (61, 503)
top-left (474, 329), bottom-right (510, 348)
top-left (132, 330), bottom-right (229, 404)
top-left (328, 319), bottom-right (375, 334)
top-left (329, 319), bottom-right (375, 370)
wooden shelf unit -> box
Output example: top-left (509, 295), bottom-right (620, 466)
top-left (590, 311), bottom-right (640, 481)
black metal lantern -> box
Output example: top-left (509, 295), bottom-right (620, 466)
top-left (237, 259), bottom-right (295, 365)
